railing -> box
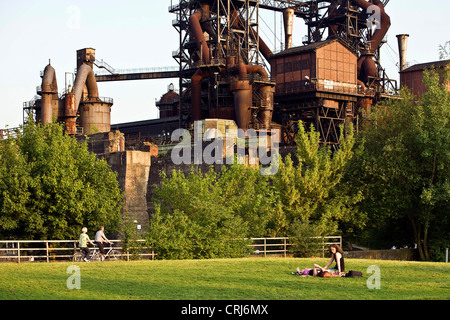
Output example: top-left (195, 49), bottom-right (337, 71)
top-left (0, 240), bottom-right (155, 263)
top-left (251, 237), bottom-right (291, 257)
top-left (275, 79), bottom-right (360, 96)
top-left (0, 236), bottom-right (342, 263)
top-left (250, 236), bottom-right (342, 258)
top-left (0, 127), bottom-right (21, 140)
top-left (93, 59), bottom-right (116, 75)
top-left (94, 66), bottom-right (179, 77)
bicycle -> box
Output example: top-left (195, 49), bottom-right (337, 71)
top-left (72, 248), bottom-right (84, 262)
top-left (103, 243), bottom-right (122, 261)
top-left (88, 246), bottom-right (102, 262)
top-left (72, 245), bottom-right (101, 262)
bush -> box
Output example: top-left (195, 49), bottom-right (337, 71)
top-left (146, 205), bottom-right (252, 260)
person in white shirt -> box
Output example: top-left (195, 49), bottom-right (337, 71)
top-left (95, 226), bottom-right (112, 261)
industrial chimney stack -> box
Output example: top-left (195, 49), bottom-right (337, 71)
top-left (396, 34), bottom-right (409, 72)
top-left (283, 8), bottom-right (294, 50)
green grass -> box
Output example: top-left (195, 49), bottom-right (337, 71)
top-left (0, 257), bottom-right (449, 300)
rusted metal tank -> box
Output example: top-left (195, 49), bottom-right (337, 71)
top-left (64, 92), bottom-right (77, 135)
top-left (78, 98), bottom-right (113, 134)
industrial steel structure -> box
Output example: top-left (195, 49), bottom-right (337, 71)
top-left (166, 0), bottom-right (397, 145)
top-left (24, 48), bottom-right (114, 136)
top-left (24, 0), bottom-right (400, 146)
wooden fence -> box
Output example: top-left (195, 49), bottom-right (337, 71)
top-left (250, 236), bottom-right (342, 258)
top-left (0, 236), bottom-right (342, 263)
top-left (0, 239), bottom-right (154, 263)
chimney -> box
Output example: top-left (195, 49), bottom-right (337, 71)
top-left (396, 34), bottom-right (409, 72)
top-left (283, 8), bottom-right (295, 50)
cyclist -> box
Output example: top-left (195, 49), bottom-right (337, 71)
top-left (79, 227), bottom-right (95, 262)
top-left (95, 226), bottom-right (112, 261)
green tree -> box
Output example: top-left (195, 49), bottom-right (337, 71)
top-left (354, 67), bottom-right (450, 260)
top-left (0, 121), bottom-right (123, 240)
top-left (148, 164), bottom-right (277, 259)
top-left (148, 123), bottom-right (363, 259)
top-left (273, 123), bottom-right (364, 239)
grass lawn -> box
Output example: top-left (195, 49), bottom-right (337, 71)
top-left (0, 257), bottom-right (448, 300)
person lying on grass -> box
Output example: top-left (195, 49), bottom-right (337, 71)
top-left (294, 244), bottom-right (346, 277)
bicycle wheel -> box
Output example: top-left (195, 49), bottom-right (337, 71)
top-left (72, 252), bottom-right (84, 262)
top-left (106, 250), bottom-right (122, 261)
top-left (90, 251), bottom-right (101, 262)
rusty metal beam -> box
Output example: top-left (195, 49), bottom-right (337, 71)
top-left (95, 70), bottom-right (180, 82)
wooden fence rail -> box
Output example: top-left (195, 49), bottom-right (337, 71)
top-left (250, 236), bottom-right (342, 258)
top-left (0, 236), bottom-right (342, 263)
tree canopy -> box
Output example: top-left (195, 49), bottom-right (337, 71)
top-left (148, 122), bottom-right (361, 259)
top-left (352, 67), bottom-right (450, 260)
top-left (0, 121), bottom-right (123, 240)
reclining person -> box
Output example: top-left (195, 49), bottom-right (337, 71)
top-left (314, 244), bottom-right (345, 276)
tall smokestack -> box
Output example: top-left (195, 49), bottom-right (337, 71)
top-left (396, 34), bottom-right (409, 72)
top-left (283, 8), bottom-right (294, 50)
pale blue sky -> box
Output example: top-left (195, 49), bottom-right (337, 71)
top-left (0, 0), bottom-right (448, 129)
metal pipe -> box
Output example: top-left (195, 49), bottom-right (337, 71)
top-left (283, 8), bottom-right (294, 50)
top-left (189, 8), bottom-right (211, 64)
top-left (73, 64), bottom-right (99, 112)
top-left (352, 0), bottom-right (391, 54)
top-left (40, 63), bottom-right (58, 125)
top-left (191, 69), bottom-right (210, 121)
top-left (352, 0), bottom-right (391, 84)
top-left (189, 3), bottom-right (213, 121)
top-left (237, 64), bottom-right (274, 128)
top-left (396, 34), bottom-right (409, 72)
top-left (231, 62), bottom-right (268, 79)
top-left (230, 63), bottom-right (274, 130)
top-left (232, 80), bottom-right (252, 132)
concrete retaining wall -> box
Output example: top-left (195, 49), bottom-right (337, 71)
top-left (345, 248), bottom-right (419, 261)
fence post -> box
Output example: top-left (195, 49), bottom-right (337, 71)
top-left (17, 241), bottom-right (20, 263)
top-left (46, 241), bottom-right (49, 263)
top-left (446, 248), bottom-right (448, 263)
top-left (283, 238), bottom-right (287, 258)
top-left (263, 238), bottom-right (266, 258)
top-left (322, 238), bottom-right (324, 258)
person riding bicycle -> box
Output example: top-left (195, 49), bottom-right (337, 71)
top-left (79, 227), bottom-right (95, 262)
top-left (95, 226), bottom-right (112, 261)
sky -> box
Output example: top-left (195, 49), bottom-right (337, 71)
top-left (0, 0), bottom-right (449, 129)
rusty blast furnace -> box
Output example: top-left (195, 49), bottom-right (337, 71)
top-left (25, 0), bottom-right (398, 147)
top-left (170, 0), bottom-right (396, 145)
top-left (171, 0), bottom-right (276, 133)
top-left (27, 48), bottom-right (113, 136)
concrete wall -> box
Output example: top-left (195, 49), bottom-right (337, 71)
top-left (104, 150), bottom-right (151, 232)
top-left (345, 248), bottom-right (419, 261)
